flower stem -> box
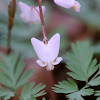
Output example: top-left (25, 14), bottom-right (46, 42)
top-left (38, 0), bottom-right (47, 44)
top-left (7, 29), bottom-right (11, 50)
top-left (7, 0), bottom-right (16, 52)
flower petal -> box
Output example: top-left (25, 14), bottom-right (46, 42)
top-left (31, 37), bottom-right (48, 62)
top-left (19, 2), bottom-right (31, 22)
top-left (47, 33), bottom-right (60, 62)
top-left (46, 63), bottom-right (54, 71)
top-left (52, 57), bottom-right (63, 65)
top-left (54, 0), bottom-right (75, 8)
top-left (73, 1), bottom-right (81, 12)
top-left (19, 2), bottom-right (45, 24)
top-left (31, 6), bottom-right (45, 24)
top-left (36, 60), bottom-right (47, 67)
top-left (19, 2), bottom-right (30, 13)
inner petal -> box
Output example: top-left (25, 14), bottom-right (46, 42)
top-left (72, 1), bottom-right (80, 12)
top-left (52, 57), bottom-right (63, 65)
top-left (46, 63), bottom-right (54, 71)
top-left (36, 59), bottom-right (47, 67)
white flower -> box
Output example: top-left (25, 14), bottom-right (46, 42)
top-left (18, 2), bottom-right (45, 24)
top-left (31, 33), bottom-right (63, 71)
top-left (54, 0), bottom-right (81, 12)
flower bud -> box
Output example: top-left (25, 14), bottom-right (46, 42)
top-left (8, 0), bottom-right (16, 30)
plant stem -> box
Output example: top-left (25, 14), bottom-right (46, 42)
top-left (38, 0), bottom-right (47, 44)
top-left (7, 29), bottom-right (11, 50)
top-left (7, 0), bottom-right (16, 53)
top-left (14, 54), bottom-right (21, 73)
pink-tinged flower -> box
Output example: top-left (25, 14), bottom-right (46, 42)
top-left (54, 0), bottom-right (81, 12)
top-left (31, 33), bottom-right (63, 71)
top-left (18, 2), bottom-right (45, 24)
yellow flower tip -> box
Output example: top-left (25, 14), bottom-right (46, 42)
top-left (72, 1), bottom-right (81, 12)
top-left (46, 64), bottom-right (54, 71)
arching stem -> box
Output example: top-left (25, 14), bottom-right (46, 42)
top-left (38, 0), bottom-right (47, 44)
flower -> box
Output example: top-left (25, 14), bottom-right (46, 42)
top-left (31, 33), bottom-right (63, 71)
top-left (18, 2), bottom-right (45, 24)
top-left (54, 0), bottom-right (81, 12)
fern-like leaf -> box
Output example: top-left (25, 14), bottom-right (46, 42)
top-left (0, 53), bottom-right (33, 99)
top-left (66, 41), bottom-right (98, 82)
top-left (53, 78), bottom-right (94, 100)
top-left (20, 83), bottom-right (46, 100)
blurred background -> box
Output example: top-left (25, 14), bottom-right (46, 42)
top-left (0, 0), bottom-right (100, 100)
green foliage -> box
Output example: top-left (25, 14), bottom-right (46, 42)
top-left (20, 83), bottom-right (46, 100)
top-left (31, 95), bottom-right (37, 100)
top-left (20, 95), bottom-right (46, 100)
top-left (53, 78), bottom-right (94, 100)
top-left (0, 53), bottom-right (33, 99)
top-left (66, 41), bottom-right (98, 82)
top-left (52, 78), bottom-right (78, 93)
top-left (42, 97), bottom-right (46, 100)
top-left (0, 87), bottom-right (14, 100)
top-left (88, 66), bottom-right (100, 86)
top-left (53, 41), bottom-right (100, 99)
top-left (88, 76), bottom-right (100, 86)
top-left (66, 87), bottom-right (94, 100)
top-left (94, 91), bottom-right (100, 100)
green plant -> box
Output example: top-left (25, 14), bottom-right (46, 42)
top-left (20, 83), bottom-right (46, 100)
top-left (0, 53), bottom-right (33, 99)
top-left (53, 41), bottom-right (100, 100)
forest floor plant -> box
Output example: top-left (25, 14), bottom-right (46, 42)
top-left (2, 0), bottom-right (100, 100)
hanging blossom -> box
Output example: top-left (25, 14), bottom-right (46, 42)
top-left (18, 2), bottom-right (45, 24)
top-left (31, 33), bottom-right (63, 71)
top-left (54, 0), bottom-right (81, 12)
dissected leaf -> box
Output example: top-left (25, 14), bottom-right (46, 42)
top-left (52, 78), bottom-right (78, 93)
top-left (20, 83), bottom-right (46, 100)
top-left (16, 70), bottom-right (33, 88)
top-left (0, 88), bottom-right (14, 100)
top-left (0, 53), bottom-right (33, 99)
top-left (66, 91), bottom-right (84, 100)
top-left (88, 76), bottom-right (100, 86)
top-left (87, 59), bottom-right (98, 78)
top-left (31, 95), bottom-right (37, 100)
top-left (66, 88), bottom-right (93, 100)
top-left (42, 97), bottom-right (46, 100)
top-left (66, 41), bottom-right (98, 82)
top-left (80, 88), bottom-right (94, 96)
top-left (94, 91), bottom-right (100, 100)
top-left (53, 78), bottom-right (94, 100)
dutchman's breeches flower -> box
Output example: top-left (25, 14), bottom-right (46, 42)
top-left (31, 33), bottom-right (63, 71)
top-left (19, 2), bottom-right (45, 24)
top-left (54, 0), bottom-right (81, 12)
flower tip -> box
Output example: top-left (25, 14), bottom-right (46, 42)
top-left (55, 33), bottom-right (60, 38)
top-left (31, 37), bottom-right (35, 44)
top-left (36, 60), bottom-right (47, 67)
top-left (72, 1), bottom-right (81, 12)
top-left (46, 65), bottom-right (54, 71)
top-left (19, 2), bottom-right (23, 6)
